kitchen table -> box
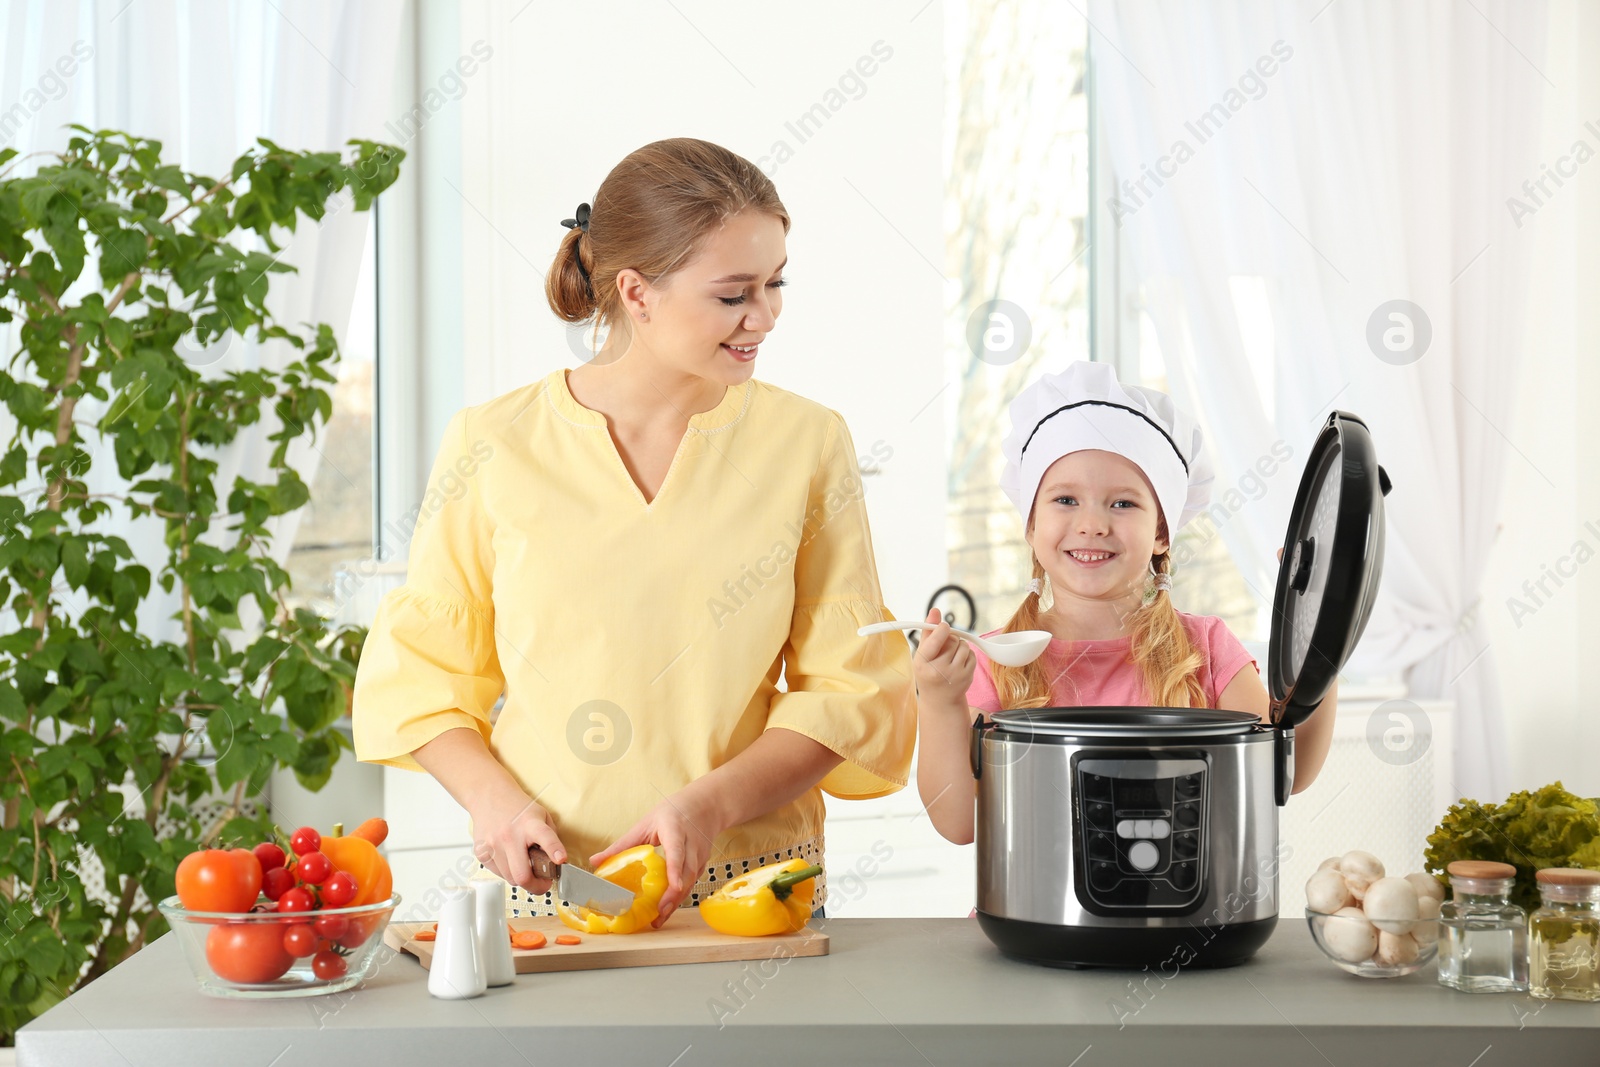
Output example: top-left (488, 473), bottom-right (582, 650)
top-left (17, 917), bottom-right (1599, 1065)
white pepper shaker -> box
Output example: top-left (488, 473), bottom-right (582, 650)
top-left (473, 880), bottom-right (516, 987)
top-left (428, 886), bottom-right (487, 1000)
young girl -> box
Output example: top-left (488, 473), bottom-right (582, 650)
top-left (913, 361), bottom-right (1336, 845)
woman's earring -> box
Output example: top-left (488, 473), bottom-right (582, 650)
top-left (1037, 572), bottom-right (1054, 613)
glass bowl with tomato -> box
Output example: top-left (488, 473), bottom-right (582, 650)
top-left (158, 892), bottom-right (401, 998)
top-left (159, 821), bottom-right (400, 998)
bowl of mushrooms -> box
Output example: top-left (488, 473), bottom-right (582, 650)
top-left (1304, 850), bottom-right (1443, 978)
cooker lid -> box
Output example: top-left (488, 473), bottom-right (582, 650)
top-left (1268, 411), bottom-right (1391, 729)
top-left (988, 708), bottom-right (1262, 737)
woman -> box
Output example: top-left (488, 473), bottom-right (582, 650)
top-left (352, 138), bottom-right (914, 926)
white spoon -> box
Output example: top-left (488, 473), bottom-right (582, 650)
top-left (856, 621), bottom-right (1053, 667)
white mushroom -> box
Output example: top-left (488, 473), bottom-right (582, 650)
top-left (1411, 895), bottom-right (1441, 945)
top-left (1363, 877), bottom-right (1421, 934)
top-left (1340, 850), bottom-right (1386, 901)
top-left (1305, 868), bottom-right (1354, 913)
top-left (1323, 906), bottom-right (1379, 963)
top-left (1373, 930), bottom-right (1420, 967)
top-left (1404, 872), bottom-right (1445, 905)
top-left (1317, 856), bottom-right (1343, 873)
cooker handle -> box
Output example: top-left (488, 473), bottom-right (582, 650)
top-left (1275, 727), bottom-right (1295, 806)
top-left (969, 714), bottom-right (990, 780)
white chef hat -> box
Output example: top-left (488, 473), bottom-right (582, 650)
top-left (999, 361), bottom-right (1214, 536)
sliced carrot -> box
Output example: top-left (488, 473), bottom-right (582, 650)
top-left (431, 922), bottom-right (438, 931)
top-left (413, 930), bottom-right (436, 942)
top-left (554, 934), bottom-right (582, 946)
top-left (511, 930), bottom-right (547, 950)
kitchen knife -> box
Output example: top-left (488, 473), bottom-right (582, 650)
top-left (528, 847), bottom-right (636, 917)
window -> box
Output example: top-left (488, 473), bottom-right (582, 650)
top-left (283, 217), bottom-right (377, 612)
top-left (943, 0), bottom-right (1090, 633)
top-left (944, 1), bottom-right (1262, 642)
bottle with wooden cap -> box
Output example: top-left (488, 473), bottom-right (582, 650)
top-left (1529, 867), bottom-right (1600, 1002)
top-left (1437, 860), bottom-right (1528, 993)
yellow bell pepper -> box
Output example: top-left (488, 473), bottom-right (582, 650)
top-left (556, 844), bottom-right (669, 934)
top-left (700, 859), bottom-right (822, 937)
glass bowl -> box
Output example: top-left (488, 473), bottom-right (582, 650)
top-left (1305, 908), bottom-right (1438, 978)
top-left (158, 893), bottom-right (401, 999)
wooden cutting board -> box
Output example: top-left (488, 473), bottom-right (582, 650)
top-left (384, 910), bottom-right (828, 974)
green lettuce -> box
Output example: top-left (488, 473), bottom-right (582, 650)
top-left (1424, 781), bottom-right (1600, 912)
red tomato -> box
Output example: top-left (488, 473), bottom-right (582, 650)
top-left (262, 866), bottom-right (295, 901)
top-left (278, 887), bottom-right (316, 913)
top-left (311, 951), bottom-right (348, 981)
top-left (206, 922), bottom-right (294, 984)
top-left (321, 871), bottom-right (358, 908)
top-left (176, 850), bottom-right (259, 913)
top-left (339, 919), bottom-right (376, 949)
top-left (290, 826), bottom-right (321, 857)
top-left (228, 849), bottom-right (263, 901)
top-left (295, 851), bottom-right (332, 885)
top-left (253, 842), bottom-right (287, 872)
top-left (313, 914), bottom-right (349, 941)
top-left (282, 923), bottom-right (319, 959)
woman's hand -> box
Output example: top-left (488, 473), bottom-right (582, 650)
top-left (592, 789), bottom-right (724, 928)
top-left (912, 607), bottom-right (976, 703)
top-left (467, 780), bottom-right (570, 896)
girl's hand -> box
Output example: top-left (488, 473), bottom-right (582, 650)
top-left (593, 790), bottom-right (723, 927)
top-left (912, 606), bottom-right (977, 702)
top-left (468, 781), bottom-right (569, 896)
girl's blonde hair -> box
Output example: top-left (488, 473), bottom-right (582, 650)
top-left (990, 527), bottom-right (1208, 710)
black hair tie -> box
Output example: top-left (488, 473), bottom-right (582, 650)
top-left (560, 203), bottom-right (593, 285)
top-left (560, 202), bottom-right (591, 233)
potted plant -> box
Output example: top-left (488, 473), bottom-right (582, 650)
top-left (0, 127), bottom-right (402, 1043)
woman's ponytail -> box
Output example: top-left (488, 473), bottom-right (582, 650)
top-left (545, 225), bottom-right (598, 323)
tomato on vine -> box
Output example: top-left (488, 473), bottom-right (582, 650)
top-left (289, 826), bottom-right (321, 857)
top-left (295, 851), bottom-right (332, 885)
top-left (320, 871), bottom-right (358, 908)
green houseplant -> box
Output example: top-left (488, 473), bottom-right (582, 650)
top-left (0, 127), bottom-right (402, 1042)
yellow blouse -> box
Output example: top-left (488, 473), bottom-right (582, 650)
top-left (352, 368), bottom-right (916, 869)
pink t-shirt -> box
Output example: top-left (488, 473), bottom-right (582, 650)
top-left (965, 612), bottom-right (1257, 712)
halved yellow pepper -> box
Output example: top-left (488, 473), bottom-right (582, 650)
top-left (556, 844), bottom-right (669, 935)
top-left (700, 859), bottom-right (822, 937)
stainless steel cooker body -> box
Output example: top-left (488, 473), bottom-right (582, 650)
top-left (971, 710), bottom-right (1288, 969)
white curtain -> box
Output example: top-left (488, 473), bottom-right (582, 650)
top-left (0, 0), bottom-right (401, 639)
top-left (1091, 0), bottom-right (1548, 799)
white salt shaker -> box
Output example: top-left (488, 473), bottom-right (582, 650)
top-left (428, 886), bottom-right (487, 1000)
top-left (473, 880), bottom-right (516, 987)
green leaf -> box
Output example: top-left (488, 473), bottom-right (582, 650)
top-left (60, 538), bottom-right (90, 589)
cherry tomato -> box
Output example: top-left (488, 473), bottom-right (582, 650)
top-left (262, 866), bottom-right (295, 901)
top-left (282, 923), bottom-right (319, 959)
top-left (338, 920), bottom-right (374, 949)
top-left (295, 851), bottom-right (332, 885)
top-left (253, 842), bottom-right (287, 873)
top-left (278, 886), bottom-right (316, 913)
top-left (176, 849), bottom-right (259, 913)
top-left (290, 826), bottom-right (321, 857)
top-left (320, 872), bottom-right (358, 908)
top-left (206, 922), bottom-right (294, 984)
top-left (311, 951), bottom-right (348, 981)
top-left (313, 914), bottom-right (349, 941)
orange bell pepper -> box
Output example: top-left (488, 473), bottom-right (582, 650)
top-left (321, 821), bottom-right (393, 908)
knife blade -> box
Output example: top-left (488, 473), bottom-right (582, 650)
top-left (528, 847), bottom-right (636, 917)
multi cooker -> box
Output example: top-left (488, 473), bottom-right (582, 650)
top-left (970, 411), bottom-right (1391, 968)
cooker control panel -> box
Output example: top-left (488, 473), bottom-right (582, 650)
top-left (1075, 757), bottom-right (1207, 912)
